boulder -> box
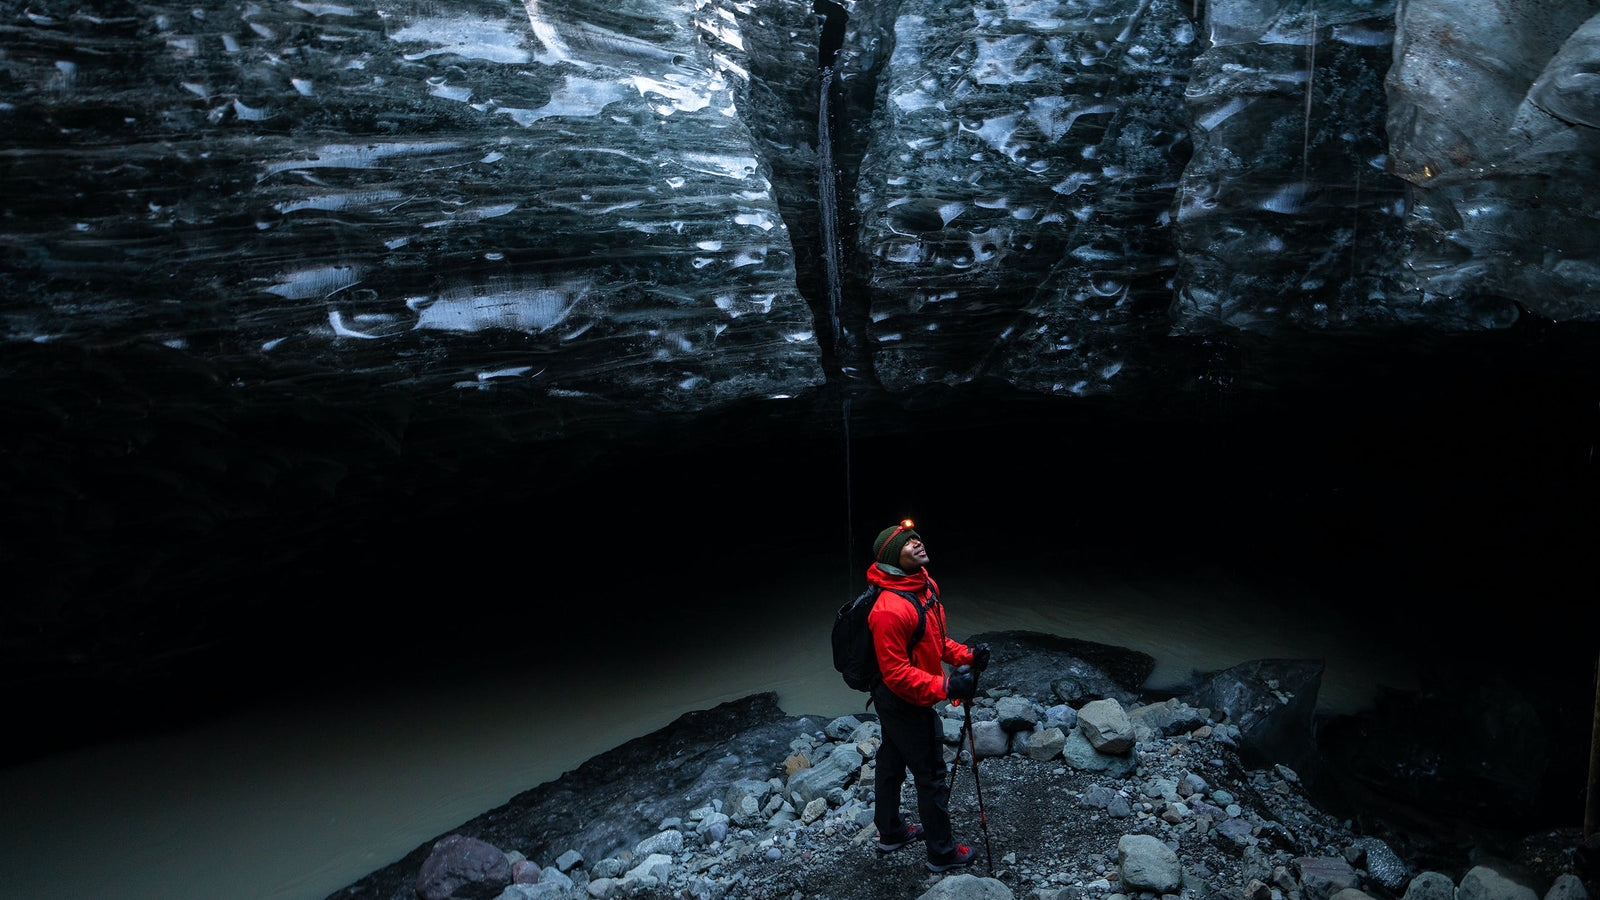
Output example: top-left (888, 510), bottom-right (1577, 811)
top-left (1403, 872), bottom-right (1458, 900)
top-left (1350, 836), bottom-right (1409, 893)
top-left (1183, 659), bottom-right (1323, 774)
top-left (724, 778), bottom-right (770, 825)
top-left (915, 872), bottom-right (1016, 900)
top-left (787, 744), bottom-right (863, 805)
top-left (1044, 704), bottom-right (1079, 732)
top-left (633, 829), bottom-right (683, 857)
top-left (1078, 699), bottom-right (1136, 754)
top-left (1061, 728), bottom-right (1137, 777)
top-left (624, 853), bottom-right (673, 885)
top-left (970, 720), bottom-right (1010, 759)
top-left (1024, 727), bottom-right (1067, 762)
top-left (996, 697), bottom-right (1041, 733)
top-left (1545, 874), bottom-right (1590, 900)
top-left (695, 812), bottom-right (730, 843)
top-left (511, 860), bottom-right (541, 885)
top-left (1128, 698), bottom-right (1211, 738)
top-left (415, 835), bottom-right (513, 900)
top-left (826, 715), bottom-right (863, 740)
top-left (1295, 857), bottom-right (1360, 900)
top-left (1117, 834), bottom-right (1182, 893)
top-left (500, 882), bottom-right (571, 900)
top-left (961, 632), bottom-right (1155, 707)
top-left (1459, 866), bottom-right (1540, 900)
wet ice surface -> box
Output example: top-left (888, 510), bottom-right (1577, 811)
top-left (854, 0), bottom-right (1199, 395)
top-left (0, 0), bottom-right (821, 410)
top-left (1173, 1), bottom-right (1413, 331)
top-left (1389, 0), bottom-right (1600, 322)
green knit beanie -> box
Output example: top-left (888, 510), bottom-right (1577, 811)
top-left (873, 520), bottom-right (921, 567)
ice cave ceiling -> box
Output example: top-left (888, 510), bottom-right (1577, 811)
top-left (3, 0), bottom-right (1599, 675)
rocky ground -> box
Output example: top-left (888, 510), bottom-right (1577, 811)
top-left (328, 633), bottom-right (1598, 900)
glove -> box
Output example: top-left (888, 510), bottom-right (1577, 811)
top-left (970, 643), bottom-right (991, 673)
top-left (946, 666), bottom-right (977, 702)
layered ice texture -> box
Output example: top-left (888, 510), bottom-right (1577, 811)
top-left (2, 0), bottom-right (1598, 411)
top-left (0, 0), bottom-right (824, 409)
top-left (853, 0), bottom-right (1199, 394)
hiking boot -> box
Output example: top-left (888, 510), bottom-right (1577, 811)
top-left (926, 844), bottom-right (977, 872)
top-left (876, 823), bottom-right (924, 852)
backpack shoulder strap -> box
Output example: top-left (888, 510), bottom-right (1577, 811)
top-left (881, 588), bottom-right (929, 651)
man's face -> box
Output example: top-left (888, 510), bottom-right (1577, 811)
top-left (898, 536), bottom-right (929, 570)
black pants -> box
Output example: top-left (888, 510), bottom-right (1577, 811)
top-left (872, 684), bottom-right (957, 860)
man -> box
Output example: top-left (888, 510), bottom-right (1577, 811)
top-left (866, 519), bottom-right (991, 872)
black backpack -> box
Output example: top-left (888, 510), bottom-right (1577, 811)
top-left (831, 584), bottom-right (933, 693)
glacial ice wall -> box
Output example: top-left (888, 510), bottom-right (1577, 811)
top-left (2, 0), bottom-right (1598, 418)
top-left (0, 0), bottom-right (824, 409)
top-left (1173, 0), bottom-right (1411, 331)
top-left (851, 0), bottom-right (1199, 395)
top-left (1388, 0), bottom-right (1600, 322)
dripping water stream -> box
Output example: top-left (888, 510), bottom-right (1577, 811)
top-left (815, 0), bottom-right (854, 585)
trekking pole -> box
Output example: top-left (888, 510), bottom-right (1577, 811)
top-left (954, 667), bottom-right (995, 875)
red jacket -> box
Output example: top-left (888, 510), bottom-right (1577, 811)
top-left (866, 563), bottom-right (974, 706)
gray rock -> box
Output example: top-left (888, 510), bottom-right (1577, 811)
top-left (1117, 834), bottom-right (1182, 893)
top-left (1045, 704), bottom-right (1079, 731)
top-left (540, 869), bottom-right (574, 892)
top-left (1128, 699), bottom-right (1211, 738)
top-left (997, 697), bottom-right (1041, 732)
top-left (943, 717), bottom-right (967, 744)
top-left (724, 777), bottom-right (770, 812)
top-left (1078, 699), bottom-right (1136, 754)
top-left (1459, 866), bottom-right (1540, 900)
top-left (633, 829), bottom-right (683, 857)
top-left (1143, 776), bottom-right (1179, 802)
top-left (1350, 837), bottom-right (1409, 893)
top-left (1403, 872), bottom-right (1458, 900)
top-left (1024, 727), bottom-right (1067, 761)
top-left (960, 633), bottom-right (1155, 707)
top-left (417, 835), bottom-right (514, 900)
top-left (696, 812), bottom-right (730, 843)
top-left (971, 720), bottom-right (1011, 759)
top-left (915, 872), bottom-right (1016, 900)
top-left (1082, 786), bottom-right (1117, 809)
top-left (1330, 891), bottom-right (1378, 900)
top-left (624, 853), bottom-right (673, 885)
top-left (511, 860), bottom-right (541, 885)
top-left (1545, 874), bottom-right (1590, 900)
top-left (498, 884), bottom-right (570, 900)
top-left (555, 850), bottom-right (583, 873)
top-left (502, 868), bottom-right (573, 900)
top-left (826, 715), bottom-right (863, 740)
top-left (787, 744), bottom-right (863, 805)
top-left (583, 878), bottom-right (622, 900)
top-left (1216, 817), bottom-right (1255, 845)
top-left (1183, 660), bottom-right (1324, 774)
top-left (590, 859), bottom-right (627, 880)
top-left (851, 720), bottom-right (883, 746)
top-left (1062, 728), bottom-right (1137, 777)
top-left (1107, 795), bottom-right (1134, 818)
top-left (801, 797), bottom-right (828, 825)
top-left (1295, 857), bottom-right (1360, 900)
